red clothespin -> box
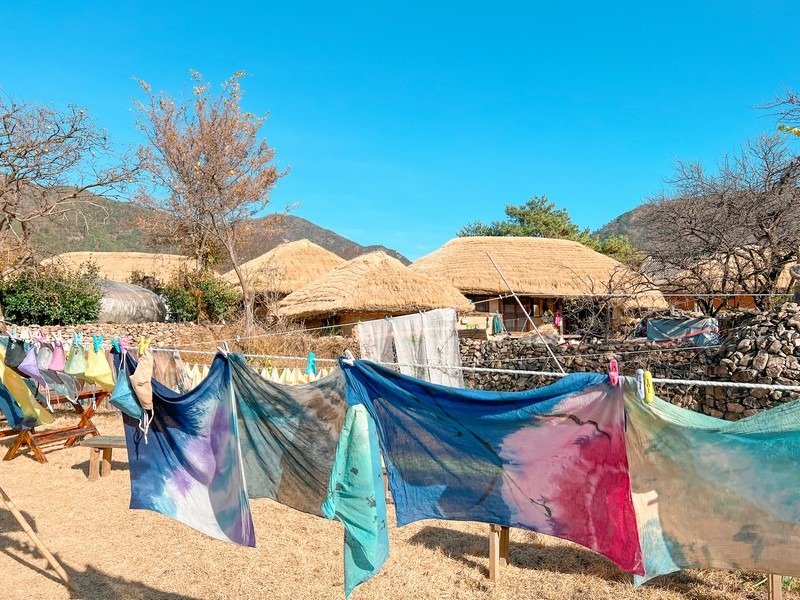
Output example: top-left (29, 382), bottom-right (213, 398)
top-left (608, 359), bottom-right (619, 387)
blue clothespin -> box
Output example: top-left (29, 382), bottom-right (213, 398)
top-left (305, 352), bottom-right (317, 376)
top-left (92, 334), bottom-right (103, 353)
top-left (111, 338), bottom-right (121, 353)
top-left (608, 359), bottom-right (619, 387)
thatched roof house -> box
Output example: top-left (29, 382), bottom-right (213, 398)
top-left (41, 252), bottom-right (195, 283)
top-left (277, 251), bottom-right (472, 326)
top-left (410, 237), bottom-right (667, 331)
top-left (222, 239), bottom-right (345, 296)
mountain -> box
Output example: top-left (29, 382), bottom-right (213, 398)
top-left (594, 206), bottom-right (648, 247)
top-left (25, 193), bottom-right (410, 265)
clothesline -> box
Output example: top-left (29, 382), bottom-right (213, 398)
top-left (152, 347), bottom-right (800, 393)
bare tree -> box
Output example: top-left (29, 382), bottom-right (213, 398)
top-left (134, 71), bottom-right (288, 332)
top-left (636, 134), bottom-right (800, 315)
top-left (0, 93), bottom-right (138, 274)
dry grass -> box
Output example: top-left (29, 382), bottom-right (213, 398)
top-left (40, 252), bottom-right (197, 283)
top-left (0, 410), bottom-right (793, 600)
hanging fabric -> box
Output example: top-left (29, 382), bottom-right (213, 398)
top-left (357, 318), bottom-right (395, 366)
top-left (229, 354), bottom-right (347, 515)
top-left (64, 333), bottom-right (87, 378)
top-left (49, 335), bottom-right (67, 372)
top-left (17, 346), bottom-right (47, 388)
top-left (123, 353), bottom-right (255, 546)
top-left (323, 404), bottom-right (389, 599)
top-left (4, 337), bottom-right (27, 373)
top-left (389, 313), bottom-right (429, 381)
top-left (35, 338), bottom-right (79, 402)
top-left (110, 357), bottom-right (142, 420)
top-left (623, 378), bottom-right (800, 584)
top-left (420, 308), bottom-right (463, 387)
top-left (84, 335), bottom-right (115, 392)
top-left (340, 359), bottom-right (644, 576)
top-left (130, 343), bottom-right (154, 411)
top-left (0, 381), bottom-right (28, 429)
top-left (0, 345), bottom-right (54, 426)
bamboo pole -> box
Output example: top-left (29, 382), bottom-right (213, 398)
top-left (485, 252), bottom-right (566, 373)
top-left (0, 485), bottom-right (76, 592)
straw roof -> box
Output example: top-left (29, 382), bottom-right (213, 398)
top-left (277, 251), bottom-right (472, 320)
top-left (40, 252), bottom-right (195, 283)
top-left (410, 237), bottom-right (668, 309)
top-left (222, 239), bottom-right (345, 294)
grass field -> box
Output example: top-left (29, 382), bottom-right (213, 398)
top-left (0, 411), bottom-right (793, 600)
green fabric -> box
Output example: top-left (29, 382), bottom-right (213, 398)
top-left (624, 378), bottom-right (800, 583)
top-left (323, 404), bottom-right (388, 598)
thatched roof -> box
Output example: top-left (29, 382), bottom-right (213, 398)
top-left (222, 239), bottom-right (345, 294)
top-left (410, 237), bottom-right (667, 309)
top-left (40, 252), bottom-right (195, 283)
top-left (277, 251), bottom-right (472, 320)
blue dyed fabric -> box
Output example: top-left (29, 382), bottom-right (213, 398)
top-left (0, 381), bottom-right (26, 429)
top-left (624, 379), bottom-right (800, 583)
top-left (229, 353), bottom-right (347, 515)
top-left (123, 354), bottom-right (255, 546)
top-left (110, 359), bottom-right (142, 420)
top-left (341, 359), bottom-right (644, 575)
top-left (323, 404), bottom-right (388, 598)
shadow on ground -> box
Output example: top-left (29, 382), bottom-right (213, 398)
top-left (408, 525), bottom-right (763, 600)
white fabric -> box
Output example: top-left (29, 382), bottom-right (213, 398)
top-left (357, 318), bottom-right (396, 366)
top-left (420, 308), bottom-right (464, 387)
top-left (389, 313), bottom-right (429, 381)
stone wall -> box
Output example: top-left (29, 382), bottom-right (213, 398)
top-left (459, 302), bottom-right (800, 420)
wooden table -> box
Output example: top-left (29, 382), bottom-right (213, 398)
top-left (81, 435), bottom-right (126, 481)
top-left (2, 389), bottom-right (107, 463)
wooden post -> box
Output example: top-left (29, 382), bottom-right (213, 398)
top-left (489, 524), bottom-right (501, 581)
top-left (0, 485), bottom-right (76, 591)
top-left (499, 526), bottom-right (509, 567)
top-left (100, 448), bottom-right (113, 477)
top-left (88, 448), bottom-right (100, 482)
top-left (767, 574), bottom-right (783, 600)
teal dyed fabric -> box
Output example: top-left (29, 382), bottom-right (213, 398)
top-left (323, 405), bottom-right (388, 598)
top-left (229, 354), bottom-right (347, 515)
top-left (624, 379), bottom-right (800, 583)
top-left (110, 359), bottom-right (142, 419)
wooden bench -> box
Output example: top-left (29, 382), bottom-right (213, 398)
top-left (81, 436), bottom-right (126, 481)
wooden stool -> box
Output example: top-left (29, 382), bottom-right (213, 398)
top-left (81, 436), bottom-right (126, 481)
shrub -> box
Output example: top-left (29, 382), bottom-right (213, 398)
top-left (0, 262), bottom-right (102, 325)
top-left (145, 269), bottom-right (239, 323)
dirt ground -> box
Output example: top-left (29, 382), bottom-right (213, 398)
top-left (0, 411), bottom-right (794, 600)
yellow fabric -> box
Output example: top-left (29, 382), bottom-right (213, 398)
top-left (0, 346), bottom-right (54, 425)
top-left (84, 347), bottom-right (115, 393)
top-left (130, 347), bottom-right (154, 411)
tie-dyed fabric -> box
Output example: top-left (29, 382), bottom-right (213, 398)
top-left (623, 379), bottom-right (800, 583)
top-left (229, 354), bottom-right (347, 515)
top-left (123, 354), bottom-right (255, 547)
top-left (323, 404), bottom-right (388, 598)
top-left (341, 360), bottom-right (644, 575)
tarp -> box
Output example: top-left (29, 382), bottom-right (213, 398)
top-left (341, 359), bottom-right (644, 576)
top-left (646, 317), bottom-right (720, 346)
top-left (98, 280), bottom-right (167, 324)
top-left (229, 353), bottom-right (347, 516)
top-left (123, 354), bottom-right (255, 546)
top-left (624, 378), bottom-right (800, 583)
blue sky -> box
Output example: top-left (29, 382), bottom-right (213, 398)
top-left (3, 2), bottom-right (799, 259)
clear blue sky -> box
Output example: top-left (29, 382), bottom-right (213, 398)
top-left (3, 1), bottom-right (799, 260)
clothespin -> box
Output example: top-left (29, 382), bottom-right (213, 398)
top-left (635, 369), bottom-right (645, 400)
top-left (305, 351), bottom-right (317, 376)
top-left (644, 371), bottom-right (655, 404)
top-left (55, 330), bottom-right (63, 343)
top-left (138, 336), bottom-right (152, 355)
top-left (111, 338), bottom-right (121, 353)
top-left (118, 335), bottom-right (131, 353)
top-left (92, 334), bottom-right (104, 353)
top-left (343, 349), bottom-right (356, 366)
top-left (608, 359), bottom-right (619, 387)
top-left (217, 341), bottom-right (229, 356)
top-left (73, 331), bottom-right (84, 347)
top-left (11, 325), bottom-right (17, 339)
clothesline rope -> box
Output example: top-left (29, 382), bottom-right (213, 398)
top-left (153, 347), bottom-right (800, 393)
